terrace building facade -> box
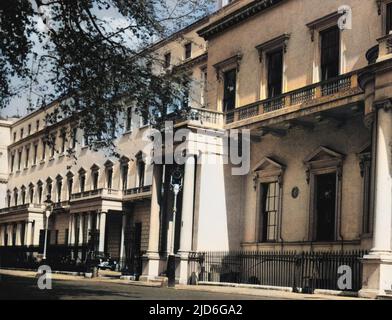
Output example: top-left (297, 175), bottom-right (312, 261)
top-left (0, 0), bottom-right (392, 298)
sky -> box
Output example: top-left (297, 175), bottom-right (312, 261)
top-left (1, 0), bottom-right (218, 119)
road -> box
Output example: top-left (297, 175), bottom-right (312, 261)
top-left (0, 274), bottom-right (277, 300)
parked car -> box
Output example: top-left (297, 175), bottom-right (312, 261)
top-left (94, 252), bottom-right (118, 271)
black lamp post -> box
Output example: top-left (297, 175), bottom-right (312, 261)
top-left (43, 194), bottom-right (53, 261)
top-left (167, 166), bottom-right (183, 287)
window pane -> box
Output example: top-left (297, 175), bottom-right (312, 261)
top-left (223, 69), bottom-right (236, 111)
top-left (267, 49), bottom-right (283, 98)
top-left (321, 26), bottom-right (340, 81)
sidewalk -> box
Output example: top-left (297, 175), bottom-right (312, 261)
top-left (0, 268), bottom-right (365, 300)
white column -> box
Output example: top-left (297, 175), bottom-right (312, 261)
top-left (0, 225), bottom-right (4, 246)
top-left (178, 156), bottom-right (196, 285)
top-left (119, 213), bottom-right (127, 266)
top-left (68, 215), bottom-right (75, 245)
top-left (7, 224), bottom-right (12, 246)
top-left (140, 164), bottom-right (162, 281)
top-left (98, 211), bottom-right (106, 252)
top-left (371, 107), bottom-right (392, 253)
top-left (25, 221), bottom-right (32, 246)
top-left (77, 214), bottom-right (83, 245)
top-left (179, 156), bottom-right (196, 255)
top-left (360, 104), bottom-right (392, 298)
top-left (15, 223), bottom-right (22, 246)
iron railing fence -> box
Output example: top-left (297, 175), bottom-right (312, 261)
top-left (189, 250), bottom-right (367, 293)
top-left (0, 245), bottom-right (92, 272)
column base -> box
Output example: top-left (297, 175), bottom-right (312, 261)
top-left (359, 252), bottom-right (392, 299)
top-left (176, 251), bottom-right (190, 285)
top-left (140, 252), bottom-right (161, 282)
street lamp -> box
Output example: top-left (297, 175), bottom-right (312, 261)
top-left (43, 194), bottom-right (53, 261)
top-left (167, 166), bottom-right (183, 287)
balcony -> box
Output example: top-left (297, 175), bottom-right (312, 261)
top-left (225, 72), bottom-right (361, 128)
top-left (70, 188), bottom-right (122, 202)
top-left (123, 186), bottom-right (152, 201)
top-left (175, 107), bottom-right (224, 130)
top-left (0, 203), bottom-right (44, 215)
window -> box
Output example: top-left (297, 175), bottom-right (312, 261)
top-left (33, 144), bottom-right (38, 165)
top-left (267, 49), bottom-right (283, 98)
top-left (72, 127), bottom-right (77, 149)
top-left (29, 185), bottom-right (34, 203)
top-left (184, 43), bottom-right (192, 59)
top-left (37, 182), bottom-right (43, 204)
top-left (7, 191), bottom-right (11, 207)
top-left (56, 176), bottom-right (62, 202)
top-left (164, 52), bottom-right (171, 68)
top-left (42, 139), bottom-right (46, 160)
top-left (17, 150), bottom-right (22, 171)
top-left (36, 120), bottom-right (40, 131)
top-left (320, 26), bottom-right (340, 81)
top-left (305, 146), bottom-right (344, 242)
top-left (46, 178), bottom-right (52, 197)
top-left (20, 128), bottom-right (24, 139)
top-left (21, 187), bottom-right (26, 205)
top-left (387, 2), bottom-right (392, 34)
top-left (223, 69), bottom-right (236, 112)
top-left (126, 107), bottom-right (132, 132)
top-left (60, 130), bottom-right (66, 153)
top-left (25, 147), bottom-right (30, 168)
top-left (121, 162), bottom-right (129, 191)
top-left (137, 159), bottom-right (145, 188)
top-left (67, 175), bottom-right (74, 200)
top-left (259, 182), bottom-right (279, 242)
top-left (92, 170), bottom-right (99, 190)
top-left (10, 154), bottom-right (15, 173)
top-left (50, 134), bottom-right (56, 157)
top-left (28, 124), bottom-right (31, 135)
top-left (105, 164), bottom-right (113, 189)
top-left (79, 171), bottom-right (86, 193)
top-left (13, 189), bottom-right (18, 206)
top-left (201, 67), bottom-right (208, 107)
top-left (13, 132), bottom-right (16, 142)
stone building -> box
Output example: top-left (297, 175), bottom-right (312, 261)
top-left (0, 0), bottom-right (392, 298)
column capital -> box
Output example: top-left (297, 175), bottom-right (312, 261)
top-left (374, 99), bottom-right (392, 111)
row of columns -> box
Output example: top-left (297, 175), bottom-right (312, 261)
top-left (0, 220), bottom-right (36, 247)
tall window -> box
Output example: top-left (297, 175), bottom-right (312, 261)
top-left (17, 150), bottom-right (22, 171)
top-left (21, 186), bottom-right (26, 205)
top-left (10, 154), bottom-right (15, 173)
top-left (92, 170), bottom-right (99, 190)
top-left (13, 132), bottom-right (16, 142)
top-left (50, 134), bottom-right (56, 157)
top-left (137, 159), bottom-right (145, 188)
top-left (164, 52), bottom-right (171, 68)
top-left (7, 191), bottom-right (11, 207)
top-left (25, 147), bottom-right (30, 168)
top-left (20, 128), bottom-right (24, 139)
top-left (29, 185), bottom-right (34, 203)
top-left (79, 172), bottom-right (86, 193)
top-left (259, 182), bottom-right (279, 242)
top-left (42, 139), bottom-right (46, 160)
top-left (28, 124), bottom-right (31, 135)
top-left (121, 163), bottom-right (129, 191)
top-left (33, 144), bottom-right (38, 165)
top-left (46, 179), bottom-right (52, 198)
top-left (67, 176), bottom-right (73, 200)
top-left (56, 176), bottom-right (63, 202)
top-left (223, 69), bottom-right (236, 112)
top-left (36, 120), bottom-right (40, 131)
top-left (320, 26), bottom-right (340, 81)
top-left (126, 107), bottom-right (132, 132)
top-left (314, 173), bottom-right (337, 241)
top-left (184, 43), bottom-right (192, 59)
top-left (267, 49), bottom-right (283, 98)
top-left (37, 182), bottom-right (43, 204)
top-left (13, 189), bottom-right (18, 206)
top-left (106, 166), bottom-right (113, 189)
top-left (60, 130), bottom-right (66, 153)
top-left (72, 127), bottom-right (77, 149)
top-left (387, 2), bottom-right (392, 34)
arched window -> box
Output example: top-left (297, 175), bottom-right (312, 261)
top-left (78, 168), bottom-right (86, 193)
top-left (28, 183), bottom-right (34, 203)
top-left (6, 190), bottom-right (11, 207)
top-left (56, 175), bottom-right (63, 202)
top-left (13, 188), bottom-right (18, 206)
top-left (21, 186), bottom-right (26, 205)
top-left (66, 172), bottom-right (74, 200)
top-left (120, 157), bottom-right (129, 191)
top-left (104, 160), bottom-right (114, 189)
top-left (37, 180), bottom-right (43, 204)
top-left (46, 177), bottom-right (53, 200)
top-left (91, 164), bottom-right (100, 190)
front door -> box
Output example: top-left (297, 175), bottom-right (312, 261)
top-left (315, 173), bottom-right (336, 242)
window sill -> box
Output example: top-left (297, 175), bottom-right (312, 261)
top-left (49, 157), bottom-right (55, 162)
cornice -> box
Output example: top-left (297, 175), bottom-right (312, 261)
top-left (198, 0), bottom-right (286, 40)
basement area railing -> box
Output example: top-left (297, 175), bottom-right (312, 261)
top-left (188, 250), bottom-right (367, 293)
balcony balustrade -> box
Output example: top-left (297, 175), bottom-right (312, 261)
top-left (225, 72), bottom-right (360, 126)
